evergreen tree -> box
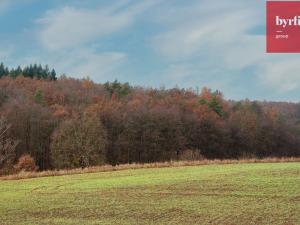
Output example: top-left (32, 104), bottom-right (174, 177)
top-left (50, 69), bottom-right (57, 81)
top-left (0, 62), bottom-right (57, 80)
top-left (0, 63), bottom-right (8, 78)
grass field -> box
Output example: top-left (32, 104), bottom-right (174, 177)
top-left (0, 162), bottom-right (299, 225)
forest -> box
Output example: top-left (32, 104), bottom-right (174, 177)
top-left (0, 64), bottom-right (300, 174)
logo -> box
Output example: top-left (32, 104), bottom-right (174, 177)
top-left (267, 1), bottom-right (300, 53)
top-left (276, 16), bottom-right (300, 28)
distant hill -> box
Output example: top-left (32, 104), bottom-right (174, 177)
top-left (0, 76), bottom-right (299, 173)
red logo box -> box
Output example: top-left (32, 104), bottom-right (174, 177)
top-left (267, 1), bottom-right (300, 53)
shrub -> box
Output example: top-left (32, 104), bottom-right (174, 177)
top-left (179, 149), bottom-right (204, 161)
top-left (14, 155), bottom-right (38, 172)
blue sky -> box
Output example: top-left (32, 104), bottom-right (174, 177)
top-left (0, 0), bottom-right (300, 101)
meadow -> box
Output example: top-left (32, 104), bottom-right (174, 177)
top-left (0, 162), bottom-right (299, 225)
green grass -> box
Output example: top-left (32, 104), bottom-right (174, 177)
top-left (0, 163), bottom-right (299, 225)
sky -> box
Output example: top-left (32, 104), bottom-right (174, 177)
top-left (0, 0), bottom-right (300, 101)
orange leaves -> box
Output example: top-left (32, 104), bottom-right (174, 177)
top-left (51, 104), bottom-right (70, 118)
top-left (0, 76), bottom-right (299, 170)
top-left (82, 79), bottom-right (93, 90)
top-left (14, 154), bottom-right (37, 172)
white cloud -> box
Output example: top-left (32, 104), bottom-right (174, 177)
top-left (151, 0), bottom-right (300, 96)
top-left (5, 0), bottom-right (300, 99)
top-left (0, 0), bottom-right (9, 12)
top-left (29, 1), bottom-right (160, 82)
top-left (152, 8), bottom-right (259, 60)
top-left (258, 58), bottom-right (300, 93)
top-left (161, 64), bottom-right (195, 86)
top-left (54, 49), bottom-right (127, 81)
top-left (37, 1), bottom-right (159, 50)
top-left (0, 0), bottom-right (34, 13)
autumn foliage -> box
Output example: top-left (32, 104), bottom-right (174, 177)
top-left (0, 75), bottom-right (299, 173)
top-left (14, 155), bottom-right (37, 172)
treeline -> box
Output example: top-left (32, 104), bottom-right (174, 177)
top-left (0, 63), bottom-right (57, 80)
top-left (0, 76), bottom-right (300, 174)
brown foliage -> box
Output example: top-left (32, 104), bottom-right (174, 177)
top-left (14, 154), bottom-right (38, 172)
top-left (0, 77), bottom-right (299, 172)
top-left (179, 149), bottom-right (204, 161)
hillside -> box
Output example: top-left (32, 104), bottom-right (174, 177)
top-left (0, 76), bottom-right (300, 174)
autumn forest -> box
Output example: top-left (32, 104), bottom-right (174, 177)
top-left (0, 63), bottom-right (300, 174)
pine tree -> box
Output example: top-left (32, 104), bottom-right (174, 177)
top-left (0, 63), bottom-right (8, 78)
top-left (50, 69), bottom-right (57, 81)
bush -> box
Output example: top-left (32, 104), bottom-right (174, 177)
top-left (14, 155), bottom-right (38, 172)
top-left (179, 149), bottom-right (204, 161)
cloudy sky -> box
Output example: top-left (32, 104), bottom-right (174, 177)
top-left (0, 0), bottom-right (299, 101)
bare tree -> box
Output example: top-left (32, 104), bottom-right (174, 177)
top-left (0, 118), bottom-right (18, 169)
